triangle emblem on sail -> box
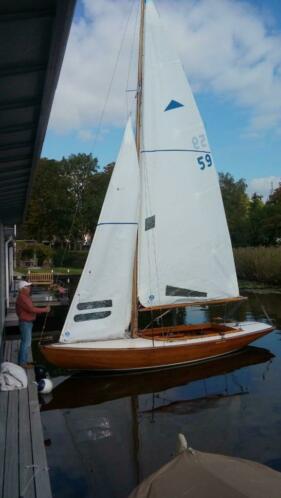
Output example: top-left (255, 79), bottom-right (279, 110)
top-left (164, 100), bottom-right (184, 112)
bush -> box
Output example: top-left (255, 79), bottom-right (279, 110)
top-left (17, 240), bottom-right (54, 267)
top-left (234, 247), bottom-right (281, 285)
top-left (53, 249), bottom-right (88, 268)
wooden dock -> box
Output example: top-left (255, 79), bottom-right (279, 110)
top-left (0, 340), bottom-right (52, 498)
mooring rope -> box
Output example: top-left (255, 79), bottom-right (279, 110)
top-left (252, 290), bottom-right (275, 327)
top-left (39, 310), bottom-right (50, 345)
top-left (20, 464), bottom-right (49, 498)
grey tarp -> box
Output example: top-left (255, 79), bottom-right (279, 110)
top-left (129, 448), bottom-right (281, 498)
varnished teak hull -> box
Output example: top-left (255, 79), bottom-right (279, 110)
top-left (41, 324), bottom-right (273, 371)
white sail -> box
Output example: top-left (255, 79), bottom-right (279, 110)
top-left (60, 118), bottom-right (139, 343)
top-left (138, 0), bottom-right (239, 307)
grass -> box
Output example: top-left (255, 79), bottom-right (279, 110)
top-left (238, 280), bottom-right (281, 290)
top-left (16, 267), bottom-right (82, 276)
top-left (234, 247), bottom-right (281, 285)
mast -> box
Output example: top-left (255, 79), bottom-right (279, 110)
top-left (131, 0), bottom-right (145, 337)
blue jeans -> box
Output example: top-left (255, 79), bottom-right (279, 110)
top-left (18, 321), bottom-right (33, 365)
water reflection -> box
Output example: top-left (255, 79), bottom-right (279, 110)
top-left (42, 346), bottom-right (273, 411)
top-left (39, 293), bottom-right (281, 498)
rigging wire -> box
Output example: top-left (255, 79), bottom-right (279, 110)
top-left (41, 1), bottom-right (139, 336)
top-left (144, 308), bottom-right (172, 329)
top-left (39, 310), bottom-right (50, 345)
top-left (60, 0), bottom-right (138, 272)
top-left (251, 290), bottom-right (275, 327)
top-left (126, 0), bottom-right (140, 118)
top-left (91, 0), bottom-right (138, 152)
top-left (57, 198), bottom-right (81, 271)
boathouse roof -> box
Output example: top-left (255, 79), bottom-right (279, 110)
top-left (0, 0), bottom-right (76, 225)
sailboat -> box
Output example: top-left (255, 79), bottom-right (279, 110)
top-left (41, 0), bottom-right (273, 370)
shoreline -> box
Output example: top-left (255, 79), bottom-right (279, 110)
top-left (239, 280), bottom-right (281, 294)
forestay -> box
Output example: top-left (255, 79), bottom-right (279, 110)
top-left (138, 0), bottom-right (239, 307)
top-left (60, 118), bottom-right (139, 343)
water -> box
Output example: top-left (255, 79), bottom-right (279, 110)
top-left (37, 292), bottom-right (281, 498)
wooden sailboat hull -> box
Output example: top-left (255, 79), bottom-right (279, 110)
top-left (40, 322), bottom-right (273, 371)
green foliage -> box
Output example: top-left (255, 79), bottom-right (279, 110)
top-left (263, 183), bottom-right (281, 245)
top-left (19, 152), bottom-right (281, 252)
top-left (53, 249), bottom-right (88, 268)
top-left (220, 176), bottom-right (281, 247)
top-left (20, 158), bottom-right (71, 242)
top-left (234, 247), bottom-right (281, 284)
top-left (20, 155), bottom-right (113, 245)
top-left (16, 240), bottom-right (54, 266)
top-left (219, 173), bottom-right (250, 246)
top-left (248, 193), bottom-right (267, 246)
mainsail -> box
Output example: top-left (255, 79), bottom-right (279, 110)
top-left (137, 0), bottom-right (239, 307)
top-left (60, 118), bottom-right (139, 343)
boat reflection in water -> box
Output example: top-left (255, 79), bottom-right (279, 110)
top-left (42, 345), bottom-right (273, 411)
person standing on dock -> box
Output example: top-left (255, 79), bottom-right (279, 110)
top-left (16, 281), bottom-right (50, 368)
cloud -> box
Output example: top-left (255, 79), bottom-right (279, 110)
top-left (77, 129), bottom-right (95, 141)
top-left (49, 0), bottom-right (139, 134)
top-left (247, 176), bottom-right (281, 199)
top-left (49, 0), bottom-right (281, 137)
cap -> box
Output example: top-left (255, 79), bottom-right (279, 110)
top-left (18, 280), bottom-right (32, 290)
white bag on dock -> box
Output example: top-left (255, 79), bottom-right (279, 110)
top-left (0, 362), bottom-right (27, 391)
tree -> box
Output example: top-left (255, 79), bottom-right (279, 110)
top-left (263, 183), bottom-right (281, 244)
top-left (219, 173), bottom-right (250, 246)
top-left (20, 155), bottom-right (114, 248)
top-left (248, 193), bottom-right (266, 246)
top-left (21, 158), bottom-right (73, 242)
top-left (59, 153), bottom-right (100, 244)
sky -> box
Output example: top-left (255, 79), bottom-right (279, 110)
top-left (42, 0), bottom-right (281, 199)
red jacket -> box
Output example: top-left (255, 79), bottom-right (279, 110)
top-left (16, 292), bottom-right (47, 322)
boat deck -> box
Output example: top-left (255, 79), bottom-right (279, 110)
top-left (138, 322), bottom-right (239, 341)
top-left (40, 321), bottom-right (273, 370)
top-left (0, 339), bottom-right (52, 498)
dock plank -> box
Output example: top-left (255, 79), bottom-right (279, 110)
top-left (3, 340), bottom-right (11, 362)
top-left (0, 342), bottom-right (10, 498)
top-left (4, 310), bottom-right (19, 327)
top-left (28, 369), bottom-right (52, 498)
top-left (3, 390), bottom-right (19, 498)
top-left (19, 386), bottom-right (36, 498)
top-left (10, 339), bottom-right (19, 364)
top-left (0, 391), bottom-right (8, 498)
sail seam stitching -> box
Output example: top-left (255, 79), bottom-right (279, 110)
top-left (97, 222), bottom-right (138, 226)
top-left (141, 149), bottom-right (211, 154)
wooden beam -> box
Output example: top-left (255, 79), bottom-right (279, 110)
top-left (0, 174), bottom-right (29, 187)
top-left (0, 63), bottom-right (46, 77)
top-left (0, 154), bottom-right (30, 163)
top-left (0, 122), bottom-right (36, 134)
top-left (138, 296), bottom-right (247, 312)
top-left (0, 8), bottom-right (55, 23)
top-left (0, 97), bottom-right (40, 111)
top-left (0, 141), bottom-right (33, 152)
top-left (0, 166), bottom-right (30, 178)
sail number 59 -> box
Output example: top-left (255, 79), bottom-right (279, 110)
top-left (197, 154), bottom-right (212, 170)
